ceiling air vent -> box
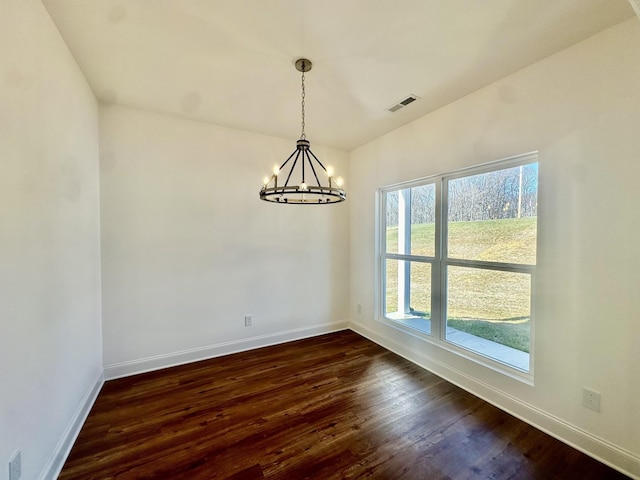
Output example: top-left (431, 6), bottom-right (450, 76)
top-left (387, 94), bottom-right (419, 113)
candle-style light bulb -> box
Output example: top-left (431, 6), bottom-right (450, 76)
top-left (263, 176), bottom-right (270, 186)
top-left (300, 182), bottom-right (307, 191)
top-left (273, 165), bottom-right (280, 176)
top-left (326, 166), bottom-right (334, 177)
top-left (336, 177), bottom-right (344, 187)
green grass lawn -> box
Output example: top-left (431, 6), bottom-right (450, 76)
top-left (447, 318), bottom-right (530, 353)
top-left (386, 217), bottom-right (536, 352)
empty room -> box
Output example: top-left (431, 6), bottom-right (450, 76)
top-left (1, 0), bottom-right (639, 479)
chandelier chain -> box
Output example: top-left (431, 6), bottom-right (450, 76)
top-left (300, 66), bottom-right (306, 139)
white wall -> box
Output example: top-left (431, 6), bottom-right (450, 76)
top-left (99, 105), bottom-right (349, 377)
top-left (349, 18), bottom-right (640, 477)
top-left (0, 1), bottom-right (103, 479)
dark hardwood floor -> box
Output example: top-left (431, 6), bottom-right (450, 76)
top-left (60, 331), bottom-right (629, 479)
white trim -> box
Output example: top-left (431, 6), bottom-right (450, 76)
top-left (349, 321), bottom-right (640, 479)
top-left (38, 371), bottom-right (104, 480)
top-left (629, 0), bottom-right (640, 18)
top-left (104, 321), bottom-right (349, 380)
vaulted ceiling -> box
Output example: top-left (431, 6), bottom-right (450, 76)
top-left (42, 0), bottom-right (635, 150)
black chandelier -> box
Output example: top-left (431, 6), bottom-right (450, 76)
top-left (260, 59), bottom-right (346, 204)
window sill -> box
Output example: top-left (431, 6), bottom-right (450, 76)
top-left (445, 327), bottom-right (529, 372)
top-left (381, 315), bottom-right (533, 384)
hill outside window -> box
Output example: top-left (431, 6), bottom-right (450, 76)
top-left (379, 153), bottom-right (538, 378)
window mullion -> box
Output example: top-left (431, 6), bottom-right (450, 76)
top-left (385, 253), bottom-right (433, 262)
top-left (446, 258), bottom-right (535, 274)
top-left (398, 189), bottom-right (412, 315)
top-left (431, 176), bottom-right (445, 340)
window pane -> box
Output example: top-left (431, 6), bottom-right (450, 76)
top-left (447, 163), bottom-right (538, 264)
top-left (385, 191), bottom-right (399, 253)
top-left (385, 258), bottom-right (399, 314)
top-left (410, 184), bottom-right (436, 257)
top-left (386, 185), bottom-right (436, 256)
top-left (384, 259), bottom-right (431, 334)
top-left (446, 266), bottom-right (530, 370)
top-left (410, 262), bottom-right (432, 320)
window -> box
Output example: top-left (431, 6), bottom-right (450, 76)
top-left (380, 154), bottom-right (538, 375)
top-left (384, 184), bottom-right (436, 333)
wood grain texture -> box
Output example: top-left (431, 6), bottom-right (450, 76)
top-left (60, 331), bottom-right (629, 479)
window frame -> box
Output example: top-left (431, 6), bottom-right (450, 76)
top-left (377, 152), bottom-right (538, 383)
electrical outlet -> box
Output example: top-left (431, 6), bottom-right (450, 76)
top-left (244, 315), bottom-right (253, 327)
top-left (9, 450), bottom-right (21, 480)
top-left (583, 387), bottom-right (601, 412)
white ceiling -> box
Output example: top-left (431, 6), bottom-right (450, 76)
top-left (42, 0), bottom-right (635, 150)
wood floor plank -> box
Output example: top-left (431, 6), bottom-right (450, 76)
top-left (59, 331), bottom-right (629, 479)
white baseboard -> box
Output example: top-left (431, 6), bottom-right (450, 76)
top-left (349, 321), bottom-right (640, 480)
top-left (38, 371), bottom-right (104, 480)
top-left (104, 321), bottom-right (349, 380)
